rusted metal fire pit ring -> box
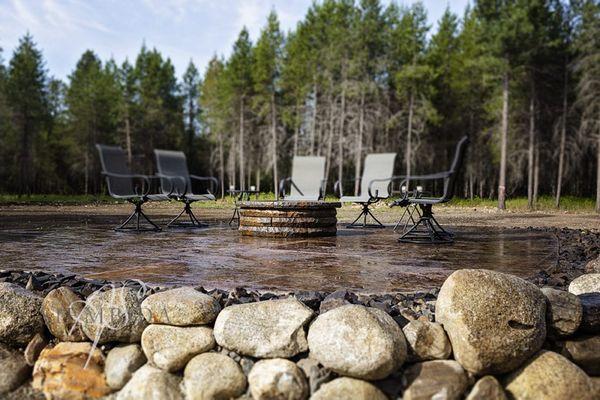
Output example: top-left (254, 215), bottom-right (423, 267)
top-left (238, 200), bottom-right (341, 238)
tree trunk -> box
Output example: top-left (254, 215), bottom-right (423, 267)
top-left (84, 150), bottom-right (89, 196)
top-left (218, 132), bottom-right (225, 198)
top-left (125, 111), bottom-right (132, 165)
top-left (338, 80), bottom-right (346, 188)
top-left (310, 82), bottom-right (318, 156)
top-left (533, 144), bottom-right (540, 207)
top-left (527, 91), bottom-right (535, 209)
top-left (239, 98), bottom-right (245, 191)
top-left (293, 100), bottom-right (300, 157)
top-left (498, 72), bottom-right (509, 210)
top-left (596, 120), bottom-right (600, 213)
top-left (325, 92), bottom-right (335, 182)
top-left (355, 89), bottom-right (365, 195)
top-left (406, 90), bottom-right (414, 189)
top-left (556, 65), bottom-right (568, 208)
top-left (271, 94), bottom-right (278, 198)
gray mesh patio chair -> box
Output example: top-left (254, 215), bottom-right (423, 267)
top-left (392, 135), bottom-right (469, 244)
top-left (154, 149), bottom-right (218, 228)
top-left (279, 156), bottom-right (327, 201)
top-left (335, 153), bottom-right (397, 228)
top-left (96, 144), bottom-right (168, 232)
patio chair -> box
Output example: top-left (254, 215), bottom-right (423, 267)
top-left (154, 149), bottom-right (218, 228)
top-left (335, 153), bottom-right (397, 228)
top-left (393, 136), bottom-right (469, 244)
top-left (96, 144), bottom-right (168, 232)
top-left (279, 156), bottom-right (327, 201)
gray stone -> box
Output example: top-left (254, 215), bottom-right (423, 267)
top-left (541, 287), bottom-right (582, 337)
top-left (403, 320), bottom-right (452, 361)
top-left (24, 333), bottom-right (47, 366)
top-left (436, 269), bottom-right (546, 375)
top-left (402, 360), bottom-right (469, 400)
top-left (465, 376), bottom-right (506, 400)
top-left (585, 256), bottom-right (600, 273)
top-left (0, 345), bottom-right (30, 394)
top-left (296, 357), bottom-right (333, 395)
top-left (505, 350), bottom-right (595, 400)
top-left (213, 298), bottom-right (314, 358)
top-left (307, 304), bottom-right (407, 380)
top-left (105, 344), bottom-right (146, 390)
top-left (579, 293), bottom-right (600, 333)
top-left (248, 358), bottom-right (308, 400)
top-left (182, 352), bottom-right (247, 400)
top-left (311, 377), bottom-right (387, 400)
top-left (559, 335), bottom-right (600, 376)
top-left (81, 287), bottom-right (148, 344)
top-left (117, 364), bottom-right (182, 400)
top-left (141, 324), bottom-right (214, 372)
top-left (569, 273), bottom-right (600, 295)
top-left (0, 282), bottom-right (44, 346)
top-left (41, 286), bottom-right (87, 342)
top-left (141, 287), bottom-right (221, 326)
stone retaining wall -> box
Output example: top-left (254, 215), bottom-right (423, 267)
top-left (0, 257), bottom-right (599, 399)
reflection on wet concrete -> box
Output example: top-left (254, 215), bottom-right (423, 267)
top-left (0, 215), bottom-right (558, 292)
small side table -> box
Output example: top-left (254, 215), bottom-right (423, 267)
top-left (228, 189), bottom-right (260, 226)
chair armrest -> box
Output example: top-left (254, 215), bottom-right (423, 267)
top-left (156, 173), bottom-right (187, 197)
top-left (189, 175), bottom-right (219, 197)
top-left (367, 177), bottom-right (395, 200)
top-left (279, 177), bottom-right (304, 199)
top-left (319, 179), bottom-right (327, 200)
top-left (102, 172), bottom-right (153, 196)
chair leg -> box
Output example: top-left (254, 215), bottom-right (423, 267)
top-left (168, 201), bottom-right (208, 228)
top-left (115, 202), bottom-right (161, 232)
top-left (346, 203), bottom-right (385, 229)
top-left (398, 204), bottom-right (453, 244)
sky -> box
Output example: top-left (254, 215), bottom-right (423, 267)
top-left (0, 0), bottom-right (470, 81)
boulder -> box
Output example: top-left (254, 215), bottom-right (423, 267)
top-left (80, 287), bottom-right (148, 344)
top-left (401, 360), bottom-right (469, 400)
top-left (505, 350), bottom-right (595, 400)
top-left (465, 376), bottom-right (506, 400)
top-left (585, 256), bottom-right (600, 273)
top-left (116, 364), bottom-right (182, 400)
top-left (0, 345), bottom-right (31, 394)
top-left (24, 333), bottom-right (48, 366)
top-left (32, 342), bottom-right (112, 399)
top-left (541, 287), bottom-right (582, 337)
top-left (558, 335), bottom-right (600, 376)
top-left (141, 287), bottom-right (221, 326)
top-left (214, 298), bottom-right (314, 358)
top-left (402, 320), bottom-right (452, 361)
top-left (141, 324), bottom-right (214, 372)
top-left (307, 304), bottom-right (406, 380)
top-left (579, 293), bottom-right (600, 333)
top-left (182, 352), bottom-right (247, 400)
top-left (105, 344), bottom-right (146, 390)
top-left (296, 357), bottom-right (333, 395)
top-left (248, 358), bottom-right (308, 400)
top-left (569, 273), bottom-right (600, 295)
top-left (311, 377), bottom-right (387, 400)
top-left (41, 286), bottom-right (87, 342)
top-left (0, 282), bottom-right (45, 346)
top-left (436, 269), bottom-right (546, 375)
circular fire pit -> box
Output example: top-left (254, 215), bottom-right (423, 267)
top-left (238, 200), bottom-right (341, 238)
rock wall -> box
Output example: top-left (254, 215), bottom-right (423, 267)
top-left (0, 264), bottom-right (599, 400)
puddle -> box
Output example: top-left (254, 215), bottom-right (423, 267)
top-left (0, 215), bottom-right (558, 292)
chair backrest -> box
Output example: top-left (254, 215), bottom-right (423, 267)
top-left (360, 153), bottom-right (397, 199)
top-left (289, 156), bottom-right (326, 200)
top-left (95, 144), bottom-right (134, 197)
top-left (154, 149), bottom-right (192, 196)
top-left (442, 136), bottom-right (470, 201)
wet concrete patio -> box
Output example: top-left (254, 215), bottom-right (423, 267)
top-left (0, 210), bottom-right (558, 292)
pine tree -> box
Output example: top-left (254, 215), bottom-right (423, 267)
top-left (6, 34), bottom-right (49, 194)
top-left (182, 60), bottom-right (201, 169)
top-left (252, 11), bottom-right (284, 196)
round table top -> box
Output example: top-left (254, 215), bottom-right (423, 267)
top-left (239, 200), bottom-right (341, 209)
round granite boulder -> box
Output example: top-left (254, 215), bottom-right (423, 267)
top-left (183, 353), bottom-right (247, 400)
top-left (0, 282), bottom-right (44, 347)
top-left (307, 304), bottom-right (407, 380)
top-left (311, 377), bottom-right (387, 400)
top-left (569, 273), bottom-right (600, 295)
top-left (436, 269), bottom-right (546, 375)
top-left (42, 286), bottom-right (87, 342)
top-left (248, 358), bottom-right (308, 400)
top-left (141, 287), bottom-right (221, 326)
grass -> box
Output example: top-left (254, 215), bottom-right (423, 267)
top-left (0, 193), bottom-right (596, 213)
